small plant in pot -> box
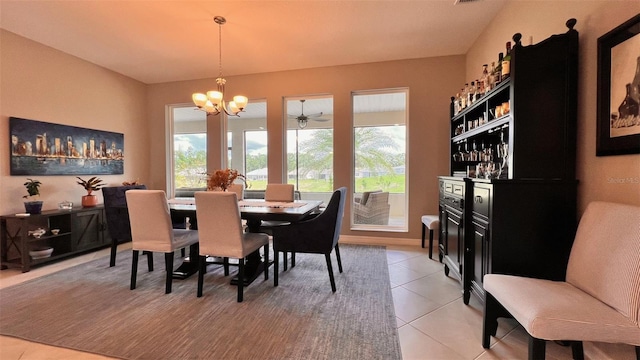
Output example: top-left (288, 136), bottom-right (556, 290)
top-left (76, 176), bottom-right (104, 207)
top-left (23, 178), bottom-right (43, 214)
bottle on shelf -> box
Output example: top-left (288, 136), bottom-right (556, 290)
top-left (501, 42), bottom-right (512, 80)
top-left (487, 62), bottom-right (496, 91)
top-left (468, 81), bottom-right (475, 105)
top-left (480, 64), bottom-right (489, 95)
top-left (461, 86), bottom-right (468, 110)
top-left (495, 53), bottom-right (504, 85)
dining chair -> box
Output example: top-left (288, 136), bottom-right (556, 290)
top-left (228, 183), bottom-right (245, 200)
top-left (272, 187), bottom-right (347, 292)
top-left (102, 184), bottom-right (149, 267)
top-left (194, 191), bottom-right (270, 302)
top-left (262, 183), bottom-right (296, 266)
top-left (126, 189), bottom-right (199, 294)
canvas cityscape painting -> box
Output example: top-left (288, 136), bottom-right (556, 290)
top-left (10, 117), bottom-right (124, 175)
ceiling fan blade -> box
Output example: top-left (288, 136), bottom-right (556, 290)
top-left (306, 112), bottom-right (323, 118)
top-left (311, 118), bottom-right (330, 122)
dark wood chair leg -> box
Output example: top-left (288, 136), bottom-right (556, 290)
top-left (428, 229), bottom-right (434, 259)
top-left (483, 292), bottom-right (500, 348)
top-left (570, 341), bottom-right (584, 360)
top-left (145, 251), bottom-right (153, 271)
top-left (164, 252), bottom-right (173, 294)
top-left (325, 253), bottom-right (336, 292)
top-left (291, 252), bottom-right (295, 268)
top-left (110, 239), bottom-right (118, 267)
top-left (223, 257), bottom-right (229, 276)
top-left (130, 250), bottom-right (139, 290)
top-left (237, 258), bottom-right (245, 302)
top-left (283, 252), bottom-right (288, 271)
top-left (263, 244), bottom-right (269, 281)
top-left (335, 244), bottom-right (343, 273)
top-left (634, 346), bottom-right (640, 360)
top-left (421, 223), bottom-right (426, 249)
top-left (197, 255), bottom-right (206, 297)
top-left (528, 336), bottom-right (546, 360)
top-left (274, 250), bottom-right (279, 287)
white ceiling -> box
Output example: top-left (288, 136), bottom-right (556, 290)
top-left (0, 0), bottom-right (508, 85)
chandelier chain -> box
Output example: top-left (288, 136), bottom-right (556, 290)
top-left (218, 20), bottom-right (223, 78)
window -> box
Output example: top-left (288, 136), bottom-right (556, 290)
top-left (285, 96), bottom-right (334, 202)
top-left (227, 100), bottom-right (267, 190)
top-left (352, 90), bottom-right (408, 231)
top-left (168, 104), bottom-right (207, 198)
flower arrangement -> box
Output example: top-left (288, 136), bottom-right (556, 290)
top-left (207, 169), bottom-right (246, 191)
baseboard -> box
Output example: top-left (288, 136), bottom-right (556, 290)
top-left (339, 235), bottom-right (419, 247)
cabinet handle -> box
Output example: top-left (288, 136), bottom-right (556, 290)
top-left (474, 196), bottom-right (483, 203)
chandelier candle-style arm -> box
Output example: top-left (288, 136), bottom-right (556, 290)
top-left (192, 16), bottom-right (248, 117)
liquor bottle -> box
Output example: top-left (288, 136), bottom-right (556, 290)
top-left (495, 53), bottom-right (504, 85)
top-left (480, 64), bottom-right (489, 95)
top-left (487, 62), bottom-right (496, 91)
top-left (501, 42), bottom-right (512, 79)
top-left (468, 81), bottom-right (475, 105)
top-left (461, 86), bottom-right (468, 109)
top-left (618, 83), bottom-right (639, 119)
top-left (631, 55), bottom-right (640, 103)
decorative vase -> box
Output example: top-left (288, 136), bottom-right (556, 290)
top-left (24, 201), bottom-right (43, 214)
top-left (82, 194), bottom-right (98, 207)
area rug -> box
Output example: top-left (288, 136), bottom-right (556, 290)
top-left (0, 244), bottom-right (401, 360)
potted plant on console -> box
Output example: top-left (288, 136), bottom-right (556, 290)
top-left (23, 178), bottom-right (43, 214)
top-left (76, 176), bottom-right (105, 207)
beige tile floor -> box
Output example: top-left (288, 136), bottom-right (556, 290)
top-left (0, 242), bottom-right (636, 359)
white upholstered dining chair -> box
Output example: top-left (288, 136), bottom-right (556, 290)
top-left (194, 191), bottom-right (269, 302)
top-left (126, 190), bottom-right (199, 294)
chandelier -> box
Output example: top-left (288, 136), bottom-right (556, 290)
top-left (192, 16), bottom-right (248, 116)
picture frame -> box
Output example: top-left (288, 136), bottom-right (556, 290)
top-left (596, 14), bottom-right (640, 156)
top-left (9, 117), bottom-right (124, 175)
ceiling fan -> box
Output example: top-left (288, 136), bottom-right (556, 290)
top-left (289, 99), bottom-right (326, 129)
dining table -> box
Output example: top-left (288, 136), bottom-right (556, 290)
top-left (167, 198), bottom-right (322, 285)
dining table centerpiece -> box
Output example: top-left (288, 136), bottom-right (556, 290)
top-left (206, 169), bottom-right (245, 191)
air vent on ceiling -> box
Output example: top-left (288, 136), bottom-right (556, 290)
top-left (454, 0), bottom-right (480, 4)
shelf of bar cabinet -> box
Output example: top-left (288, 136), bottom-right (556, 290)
top-left (452, 116), bottom-right (511, 143)
top-left (452, 79), bottom-right (511, 122)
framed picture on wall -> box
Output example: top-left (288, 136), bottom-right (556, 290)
top-left (596, 14), bottom-right (640, 156)
top-left (9, 117), bottom-right (124, 175)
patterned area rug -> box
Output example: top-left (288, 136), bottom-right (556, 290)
top-left (0, 244), bottom-right (401, 359)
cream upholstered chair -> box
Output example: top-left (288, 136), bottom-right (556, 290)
top-left (421, 215), bottom-right (440, 260)
top-left (483, 201), bottom-right (640, 360)
top-left (265, 183), bottom-right (294, 202)
top-left (126, 190), bottom-right (199, 294)
top-left (194, 191), bottom-right (269, 302)
top-left (227, 183), bottom-right (244, 200)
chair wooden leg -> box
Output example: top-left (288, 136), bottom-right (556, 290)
top-left (283, 252), bottom-right (288, 271)
top-left (145, 251), bottom-right (153, 271)
top-left (428, 229), bottom-right (434, 259)
top-left (130, 250), bottom-right (139, 290)
top-left (274, 250), bottom-right (279, 287)
top-left (263, 244), bottom-right (269, 281)
top-left (165, 252), bottom-right (174, 294)
top-left (570, 341), bottom-right (584, 360)
top-left (197, 255), bottom-right (206, 297)
top-left (335, 244), bottom-right (343, 273)
top-left (421, 223), bottom-right (426, 248)
top-left (483, 292), bottom-right (500, 348)
top-left (237, 258), bottom-right (245, 302)
top-left (291, 252), bottom-right (295, 268)
top-left (528, 336), bottom-right (546, 360)
top-left (223, 257), bottom-right (229, 276)
top-left (635, 346), bottom-right (640, 360)
top-left (110, 239), bottom-right (118, 267)
top-left (325, 253), bottom-right (336, 292)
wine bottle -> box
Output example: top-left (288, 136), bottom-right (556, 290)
top-left (495, 53), bottom-right (504, 85)
top-left (501, 42), bottom-right (512, 79)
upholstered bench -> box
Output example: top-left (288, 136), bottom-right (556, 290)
top-left (483, 201), bottom-right (640, 360)
top-left (421, 215), bottom-right (439, 260)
